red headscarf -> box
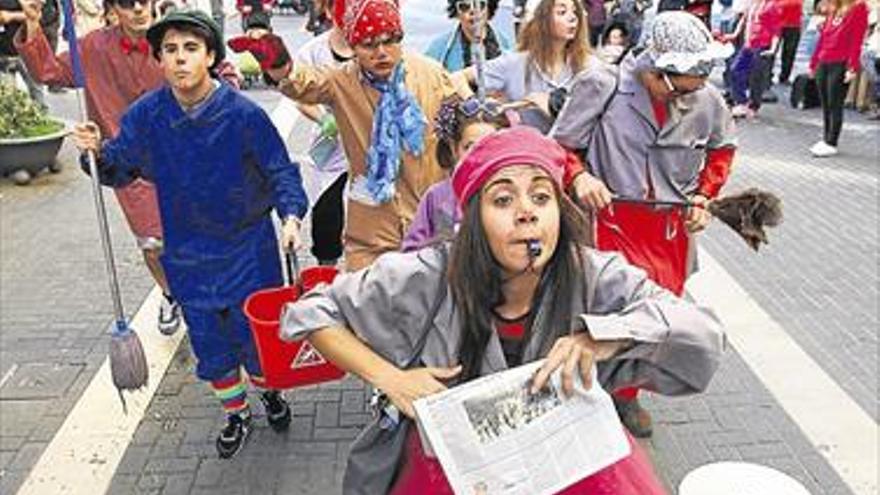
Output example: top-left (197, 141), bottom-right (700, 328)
top-left (452, 127), bottom-right (567, 209)
top-left (333, 0), bottom-right (402, 46)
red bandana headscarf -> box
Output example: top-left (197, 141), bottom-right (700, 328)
top-left (333, 0), bottom-right (402, 47)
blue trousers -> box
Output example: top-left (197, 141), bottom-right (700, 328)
top-left (182, 304), bottom-right (262, 382)
top-left (730, 46), bottom-right (773, 108)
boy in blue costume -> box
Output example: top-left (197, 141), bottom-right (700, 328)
top-left (72, 9), bottom-right (309, 459)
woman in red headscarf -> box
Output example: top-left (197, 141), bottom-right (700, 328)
top-left (234, 0), bottom-right (469, 271)
top-left (280, 127), bottom-right (725, 494)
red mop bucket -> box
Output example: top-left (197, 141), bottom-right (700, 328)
top-left (595, 199), bottom-right (690, 296)
top-left (244, 256), bottom-right (345, 389)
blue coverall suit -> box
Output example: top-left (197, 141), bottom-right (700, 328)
top-left (93, 82), bottom-right (309, 381)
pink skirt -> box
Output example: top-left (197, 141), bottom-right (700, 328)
top-left (390, 425), bottom-right (668, 495)
top-left (113, 179), bottom-right (163, 241)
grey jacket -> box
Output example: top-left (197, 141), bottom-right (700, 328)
top-left (280, 245), bottom-right (726, 396)
top-left (280, 245), bottom-right (725, 493)
top-left (550, 52), bottom-right (736, 202)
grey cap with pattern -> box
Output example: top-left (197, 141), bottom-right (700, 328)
top-left (646, 12), bottom-right (733, 76)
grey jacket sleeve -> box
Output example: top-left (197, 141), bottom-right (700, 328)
top-left (581, 251), bottom-right (727, 396)
top-left (549, 62), bottom-right (618, 150)
top-left (706, 86), bottom-right (738, 150)
top-left (279, 248), bottom-right (446, 367)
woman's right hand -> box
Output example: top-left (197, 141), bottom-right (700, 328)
top-left (374, 365), bottom-right (462, 419)
top-left (571, 172), bottom-right (613, 210)
top-left (72, 122), bottom-right (101, 154)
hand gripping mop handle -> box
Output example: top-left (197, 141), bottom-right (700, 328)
top-left (62, 0), bottom-right (127, 333)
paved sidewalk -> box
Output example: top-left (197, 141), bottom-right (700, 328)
top-left (0, 132), bottom-right (154, 494)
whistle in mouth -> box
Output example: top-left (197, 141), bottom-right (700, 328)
top-left (526, 239), bottom-right (542, 259)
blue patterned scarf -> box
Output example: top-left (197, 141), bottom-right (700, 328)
top-left (364, 62), bottom-right (426, 203)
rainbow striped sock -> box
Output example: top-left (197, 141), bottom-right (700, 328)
top-left (211, 371), bottom-right (249, 417)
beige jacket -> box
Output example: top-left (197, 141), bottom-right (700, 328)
top-left (279, 53), bottom-right (467, 270)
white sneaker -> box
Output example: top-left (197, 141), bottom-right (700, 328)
top-left (731, 104), bottom-right (754, 119)
top-left (158, 294), bottom-right (181, 336)
top-left (810, 141), bottom-right (838, 157)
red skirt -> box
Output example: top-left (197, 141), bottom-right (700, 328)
top-left (594, 203), bottom-right (689, 296)
top-left (390, 426), bottom-right (668, 495)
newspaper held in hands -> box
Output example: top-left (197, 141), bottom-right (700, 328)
top-left (413, 360), bottom-right (630, 495)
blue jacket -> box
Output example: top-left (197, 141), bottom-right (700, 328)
top-left (94, 83), bottom-right (309, 309)
top-left (424, 25), bottom-right (512, 72)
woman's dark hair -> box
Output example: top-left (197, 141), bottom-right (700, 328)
top-left (446, 0), bottom-right (500, 19)
top-left (434, 96), bottom-right (511, 170)
top-left (602, 21), bottom-right (630, 46)
top-left (448, 185), bottom-right (589, 381)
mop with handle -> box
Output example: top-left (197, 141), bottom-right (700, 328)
top-left (60, 0), bottom-right (148, 413)
top-left (612, 188), bottom-right (784, 251)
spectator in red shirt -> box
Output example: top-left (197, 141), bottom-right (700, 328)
top-left (775, 0), bottom-right (803, 84)
top-left (808, 0), bottom-right (869, 156)
top-left (726, 0), bottom-right (783, 117)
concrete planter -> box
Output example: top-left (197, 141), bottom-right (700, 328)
top-left (0, 119), bottom-right (70, 185)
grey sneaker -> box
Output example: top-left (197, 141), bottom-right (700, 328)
top-left (158, 294), bottom-right (181, 336)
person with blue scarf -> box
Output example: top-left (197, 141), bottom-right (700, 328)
top-left (255, 0), bottom-right (469, 271)
top-left (424, 0), bottom-right (512, 72)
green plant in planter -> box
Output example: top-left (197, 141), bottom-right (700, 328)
top-left (0, 81), bottom-right (64, 139)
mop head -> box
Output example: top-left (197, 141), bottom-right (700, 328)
top-left (109, 322), bottom-right (149, 413)
top-left (708, 188), bottom-right (783, 251)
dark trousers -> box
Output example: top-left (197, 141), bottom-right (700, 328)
top-left (589, 23), bottom-right (604, 47)
top-left (815, 61), bottom-right (849, 146)
top-left (731, 46), bottom-right (774, 108)
top-left (777, 26), bottom-right (801, 83)
top-left (310, 172), bottom-right (347, 263)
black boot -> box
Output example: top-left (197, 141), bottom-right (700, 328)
top-left (260, 390), bottom-right (292, 432)
top-left (216, 412), bottom-right (252, 459)
top-left (614, 396), bottom-right (654, 438)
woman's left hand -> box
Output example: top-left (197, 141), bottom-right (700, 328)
top-left (531, 333), bottom-right (626, 398)
top-left (686, 194), bottom-right (712, 233)
top-left (844, 69), bottom-right (857, 83)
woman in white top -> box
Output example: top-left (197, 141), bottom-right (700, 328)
top-left (293, 0), bottom-right (354, 266)
top-left (458, 0), bottom-right (592, 102)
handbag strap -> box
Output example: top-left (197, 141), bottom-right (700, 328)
top-left (403, 249), bottom-right (449, 369)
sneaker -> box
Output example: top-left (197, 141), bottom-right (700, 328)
top-left (614, 396), bottom-right (653, 438)
top-left (216, 412), bottom-right (252, 459)
top-left (730, 104), bottom-right (753, 119)
top-left (260, 390), bottom-right (291, 432)
top-left (810, 141), bottom-right (838, 157)
top-left (158, 293), bottom-right (181, 336)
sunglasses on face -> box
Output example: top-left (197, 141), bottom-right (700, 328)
top-left (661, 72), bottom-right (703, 97)
top-left (456, 0), bottom-right (488, 14)
top-left (359, 33), bottom-right (404, 50)
top-left (460, 96), bottom-right (501, 118)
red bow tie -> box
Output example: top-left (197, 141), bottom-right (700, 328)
top-left (120, 37), bottom-right (150, 56)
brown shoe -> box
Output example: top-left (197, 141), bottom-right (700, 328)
top-left (614, 396), bottom-right (653, 438)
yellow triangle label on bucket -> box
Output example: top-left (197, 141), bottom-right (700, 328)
top-left (291, 342), bottom-right (327, 369)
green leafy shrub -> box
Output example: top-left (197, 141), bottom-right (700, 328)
top-left (0, 82), bottom-right (63, 139)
